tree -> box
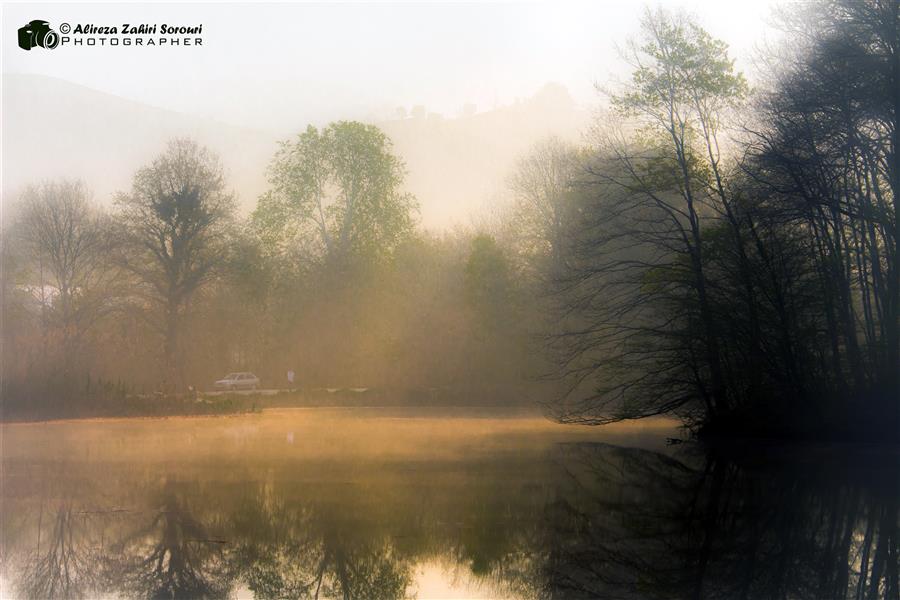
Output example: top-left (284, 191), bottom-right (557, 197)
top-left (16, 180), bottom-right (114, 365)
top-left (508, 137), bottom-right (582, 276)
top-left (550, 9), bottom-right (749, 424)
top-left (750, 0), bottom-right (899, 404)
top-left (253, 121), bottom-right (417, 268)
top-left (613, 7), bottom-right (748, 415)
top-left (116, 139), bottom-right (236, 389)
top-left (465, 234), bottom-right (514, 330)
top-left (546, 2), bottom-right (897, 439)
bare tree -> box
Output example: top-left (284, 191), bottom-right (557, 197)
top-left (748, 0), bottom-right (898, 410)
top-left (508, 136), bottom-right (582, 275)
top-left (116, 139), bottom-right (236, 390)
top-left (16, 180), bottom-right (114, 366)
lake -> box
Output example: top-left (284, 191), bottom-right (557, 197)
top-left (1, 407), bottom-right (896, 599)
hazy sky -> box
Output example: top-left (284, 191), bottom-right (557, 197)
top-left (3, 1), bottom-right (780, 132)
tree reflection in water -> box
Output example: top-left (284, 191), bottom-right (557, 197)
top-left (103, 480), bottom-right (237, 599)
top-left (16, 500), bottom-right (103, 599)
top-left (237, 499), bottom-right (411, 599)
top-left (3, 444), bottom-right (897, 599)
top-left (539, 443), bottom-right (899, 600)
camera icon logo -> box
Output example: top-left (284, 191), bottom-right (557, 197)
top-left (18, 20), bottom-right (60, 51)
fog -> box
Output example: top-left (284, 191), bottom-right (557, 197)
top-left (2, 410), bottom-right (894, 599)
top-left (1, 75), bottom-right (587, 227)
top-left (4, 0), bottom-right (897, 432)
top-left (3, 2), bottom-right (775, 128)
top-left (3, 1), bottom-right (776, 228)
top-left (2, 2), bottom-right (898, 598)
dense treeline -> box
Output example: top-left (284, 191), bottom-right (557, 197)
top-left (543, 1), bottom-right (899, 440)
top-left (2, 127), bottom-right (541, 418)
top-left (2, 1), bottom-right (897, 438)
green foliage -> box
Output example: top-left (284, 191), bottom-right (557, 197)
top-left (8, 1), bottom-right (893, 438)
top-left (613, 8), bottom-right (747, 121)
top-left (254, 121), bottom-right (417, 267)
top-left (546, 1), bottom-right (899, 441)
top-left (464, 234), bottom-right (514, 328)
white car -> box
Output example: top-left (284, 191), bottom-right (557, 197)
top-left (214, 372), bottom-right (260, 391)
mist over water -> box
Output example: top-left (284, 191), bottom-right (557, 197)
top-left (2, 409), bottom-right (896, 599)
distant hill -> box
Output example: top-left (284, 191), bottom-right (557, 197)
top-left (1, 74), bottom-right (276, 219)
top-left (380, 83), bottom-right (588, 226)
top-left (2, 75), bottom-right (588, 228)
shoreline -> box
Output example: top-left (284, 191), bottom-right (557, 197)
top-left (0, 403), bottom-right (557, 426)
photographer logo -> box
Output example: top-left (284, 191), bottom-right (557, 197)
top-left (16, 19), bottom-right (203, 50)
top-left (18, 19), bottom-right (60, 50)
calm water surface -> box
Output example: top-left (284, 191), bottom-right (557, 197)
top-left (1, 407), bottom-right (896, 599)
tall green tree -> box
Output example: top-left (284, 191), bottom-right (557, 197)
top-left (612, 8), bottom-right (747, 415)
top-left (551, 9), bottom-right (749, 424)
top-left (254, 121), bottom-right (417, 268)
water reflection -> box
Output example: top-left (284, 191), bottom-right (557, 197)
top-left (239, 502), bottom-right (412, 599)
top-left (540, 444), bottom-right (899, 599)
top-left (17, 500), bottom-right (102, 599)
top-left (105, 483), bottom-right (237, 599)
top-left (1, 417), bottom-right (896, 599)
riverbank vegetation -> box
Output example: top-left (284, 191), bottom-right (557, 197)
top-left (3, 1), bottom-right (897, 440)
top-left (545, 2), bottom-right (898, 441)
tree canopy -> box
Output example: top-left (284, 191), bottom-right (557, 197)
top-left (254, 121), bottom-right (417, 267)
